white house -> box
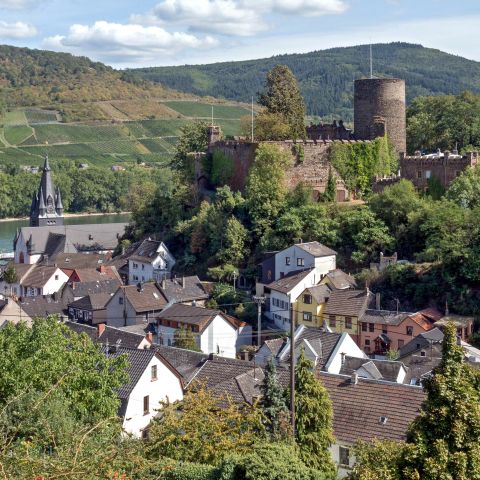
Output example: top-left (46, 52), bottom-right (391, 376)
top-left (156, 304), bottom-right (252, 359)
top-left (256, 325), bottom-right (366, 374)
top-left (107, 346), bottom-right (183, 437)
top-left (128, 239), bottom-right (175, 285)
top-left (0, 263), bottom-right (69, 298)
top-left (105, 283), bottom-right (167, 328)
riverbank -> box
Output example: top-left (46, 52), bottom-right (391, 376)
top-left (0, 211), bottom-right (131, 223)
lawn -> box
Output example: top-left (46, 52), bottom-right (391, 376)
top-left (2, 110), bottom-right (27, 126)
top-left (4, 126), bottom-right (35, 145)
top-left (164, 101), bottom-right (249, 119)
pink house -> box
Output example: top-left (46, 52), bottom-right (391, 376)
top-left (359, 308), bottom-right (441, 355)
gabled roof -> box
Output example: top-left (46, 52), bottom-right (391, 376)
top-left (361, 309), bottom-right (411, 325)
top-left (69, 279), bottom-right (121, 297)
top-left (21, 265), bottom-right (63, 288)
top-left (158, 276), bottom-right (209, 303)
top-left (158, 303), bottom-right (243, 333)
top-left (340, 356), bottom-right (406, 383)
top-left (64, 321), bottom-right (98, 341)
top-left (267, 268), bottom-right (315, 294)
top-left (399, 327), bottom-right (444, 358)
top-left (129, 239), bottom-right (165, 263)
top-left (99, 325), bottom-right (148, 349)
top-left (263, 338), bottom-right (286, 357)
top-left (295, 241), bottom-right (337, 257)
top-left (19, 296), bottom-right (67, 318)
top-left (155, 345), bottom-right (208, 383)
top-left (319, 372), bottom-right (425, 444)
top-left (68, 293), bottom-right (112, 311)
top-left (323, 269), bottom-right (357, 290)
top-left (41, 253), bottom-right (110, 270)
top-left (323, 289), bottom-right (370, 317)
top-left (305, 284), bottom-right (331, 304)
top-left (113, 284), bottom-right (167, 313)
top-left (71, 266), bottom-right (120, 283)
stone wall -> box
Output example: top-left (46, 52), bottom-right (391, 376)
top-left (207, 138), bottom-right (375, 202)
top-left (306, 120), bottom-right (354, 141)
top-left (400, 150), bottom-right (479, 190)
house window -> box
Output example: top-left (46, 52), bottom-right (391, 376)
top-left (417, 170), bottom-right (422, 179)
top-left (151, 365), bottom-right (158, 381)
top-left (303, 294), bottom-right (312, 304)
top-left (303, 312), bottom-right (312, 322)
top-left (382, 328), bottom-right (388, 334)
top-left (345, 316), bottom-right (352, 329)
top-left (55, 274), bottom-right (59, 280)
top-left (361, 322), bottom-right (367, 332)
top-left (398, 339), bottom-right (404, 349)
top-left (365, 339), bottom-right (370, 346)
top-left (141, 427), bottom-right (150, 440)
top-left (133, 263), bottom-right (138, 269)
top-left (142, 264), bottom-right (145, 270)
top-left (285, 257), bottom-right (291, 266)
top-left (143, 396), bottom-right (149, 415)
top-left (406, 326), bottom-right (413, 336)
top-left (339, 446), bottom-right (350, 466)
top-left (297, 258), bottom-right (305, 267)
top-left (119, 297), bottom-right (123, 305)
top-left (329, 315), bottom-right (336, 328)
top-left (369, 323), bottom-right (374, 332)
top-left (420, 351), bottom-right (426, 357)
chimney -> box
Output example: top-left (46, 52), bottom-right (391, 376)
top-left (145, 332), bottom-right (153, 344)
top-left (376, 293), bottom-right (381, 311)
top-left (351, 372), bottom-right (358, 385)
top-left (182, 276), bottom-right (186, 289)
top-left (241, 350), bottom-right (249, 361)
top-left (97, 323), bottom-right (106, 338)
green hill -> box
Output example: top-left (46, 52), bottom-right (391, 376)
top-left (129, 42), bottom-right (480, 120)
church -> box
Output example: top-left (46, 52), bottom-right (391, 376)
top-left (14, 156), bottom-right (127, 264)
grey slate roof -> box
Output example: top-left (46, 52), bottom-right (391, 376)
top-left (118, 284), bottom-right (167, 313)
top-left (340, 356), bottom-right (406, 383)
top-left (19, 223), bottom-right (127, 255)
top-left (68, 293), bottom-right (112, 311)
top-left (266, 268), bottom-right (314, 294)
top-left (323, 289), bottom-right (370, 317)
top-left (361, 309), bottom-right (412, 325)
top-left (399, 328), bottom-right (444, 358)
top-left (69, 279), bottom-right (121, 298)
top-left (99, 325), bottom-right (148, 349)
top-left (64, 321), bottom-right (98, 341)
top-left (307, 284), bottom-right (331, 304)
top-left (129, 239), bottom-right (162, 263)
top-left (158, 276), bottom-right (209, 303)
top-left (324, 269), bottom-right (357, 290)
top-left (155, 345), bottom-right (208, 383)
top-left (40, 253), bottom-right (110, 270)
top-left (20, 296), bottom-right (68, 318)
top-left (296, 241), bottom-right (337, 257)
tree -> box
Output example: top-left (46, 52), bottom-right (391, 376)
top-left (147, 385), bottom-right (264, 465)
top-left (173, 325), bottom-right (201, 351)
top-left (245, 143), bottom-right (292, 242)
top-left (321, 169), bottom-right (337, 203)
top-left (2, 263), bottom-right (18, 295)
top-left (173, 121), bottom-right (211, 176)
top-left (216, 216), bottom-right (249, 266)
top-left (0, 317), bottom-right (127, 424)
top-left (294, 349), bottom-right (336, 476)
top-left (402, 322), bottom-right (480, 479)
top-left (446, 165), bottom-right (480, 209)
top-left (258, 65), bottom-right (306, 139)
top-left (251, 110), bottom-right (292, 141)
top-left (260, 358), bottom-right (289, 437)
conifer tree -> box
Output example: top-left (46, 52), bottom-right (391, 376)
top-left (258, 65), bottom-right (306, 140)
top-left (260, 358), bottom-right (288, 437)
top-left (173, 325), bottom-right (200, 351)
top-left (295, 349), bottom-right (336, 477)
top-left (402, 322), bottom-right (480, 479)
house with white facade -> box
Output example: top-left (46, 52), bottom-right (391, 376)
top-left (156, 303), bottom-right (252, 358)
top-left (256, 324), bottom-right (366, 373)
top-left (105, 283), bottom-right (167, 328)
top-left (105, 346), bottom-right (183, 437)
top-left (0, 263), bottom-right (69, 298)
top-left (128, 239), bottom-right (175, 285)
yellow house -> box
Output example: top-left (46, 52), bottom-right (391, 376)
top-left (296, 285), bottom-right (331, 328)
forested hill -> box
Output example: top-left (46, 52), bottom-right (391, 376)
top-left (129, 42), bottom-right (480, 119)
top-left (0, 45), bottom-right (182, 107)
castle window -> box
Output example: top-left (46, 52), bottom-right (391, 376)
top-left (425, 170), bottom-right (431, 179)
top-left (417, 170), bottom-right (422, 179)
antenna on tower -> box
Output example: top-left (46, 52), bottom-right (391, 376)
top-left (251, 96), bottom-right (254, 142)
top-left (369, 44), bottom-right (373, 79)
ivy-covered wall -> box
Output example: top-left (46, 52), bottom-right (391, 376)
top-left (329, 136), bottom-right (397, 197)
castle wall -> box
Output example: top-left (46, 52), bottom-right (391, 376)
top-left (400, 151), bottom-right (478, 190)
top-left (354, 78), bottom-right (406, 155)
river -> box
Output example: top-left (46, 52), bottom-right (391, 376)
top-left (0, 213), bottom-right (131, 254)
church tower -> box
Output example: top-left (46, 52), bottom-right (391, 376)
top-left (30, 155), bottom-right (64, 227)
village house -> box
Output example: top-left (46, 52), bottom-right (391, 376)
top-left (127, 238), bottom-right (175, 285)
top-left (256, 324), bottom-right (366, 374)
top-left (157, 275), bottom-right (209, 306)
top-left (104, 345), bottom-right (183, 437)
top-left (320, 269), bottom-right (357, 290)
top-left (19, 294), bottom-right (68, 320)
top-left (68, 292), bottom-right (112, 325)
top-left (105, 283), bottom-right (167, 328)
top-left (0, 298), bottom-right (32, 327)
top-left (67, 264), bottom-right (121, 284)
top-left (157, 303), bottom-right (251, 358)
top-left (61, 278), bottom-right (121, 303)
top-left (339, 356), bottom-right (408, 384)
top-left (0, 263), bottom-right (69, 298)
top-left (433, 312), bottom-right (474, 341)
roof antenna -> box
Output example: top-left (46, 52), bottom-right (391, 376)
top-left (369, 44), bottom-right (373, 79)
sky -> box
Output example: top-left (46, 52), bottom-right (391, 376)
top-left (1, 0), bottom-right (479, 68)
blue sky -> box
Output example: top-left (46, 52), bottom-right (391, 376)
top-left (1, 0), bottom-right (479, 68)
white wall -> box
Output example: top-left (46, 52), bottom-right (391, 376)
top-left (14, 233), bottom-right (41, 264)
top-left (274, 245), bottom-right (315, 280)
top-left (106, 289), bottom-right (137, 328)
top-left (41, 268), bottom-right (69, 295)
top-left (200, 315), bottom-right (237, 358)
top-left (122, 355), bottom-right (183, 437)
top-left (325, 333), bottom-right (367, 374)
top-left (330, 443), bottom-right (355, 478)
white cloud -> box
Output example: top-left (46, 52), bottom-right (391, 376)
top-left (0, 0), bottom-right (42, 9)
top-left (0, 21), bottom-right (37, 38)
top-left (132, 0), bottom-right (348, 37)
top-left (42, 21), bottom-right (217, 64)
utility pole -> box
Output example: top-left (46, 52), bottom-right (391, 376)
top-left (252, 295), bottom-right (266, 347)
top-left (369, 44), bottom-right (373, 79)
top-left (251, 96), bottom-right (254, 141)
top-left (290, 302), bottom-right (295, 433)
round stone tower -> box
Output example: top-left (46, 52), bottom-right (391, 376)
top-left (354, 78), bottom-right (406, 154)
